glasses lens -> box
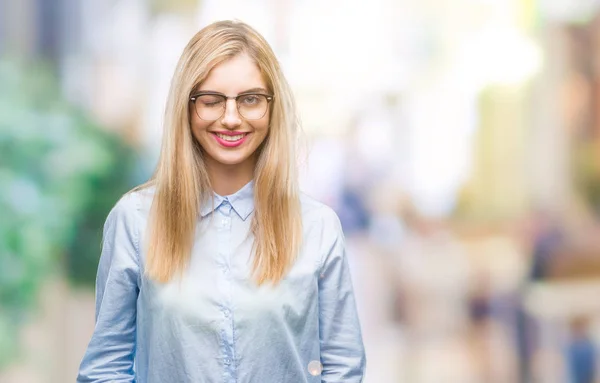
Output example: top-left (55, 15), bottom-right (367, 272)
top-left (237, 94), bottom-right (269, 120)
top-left (195, 94), bottom-right (225, 121)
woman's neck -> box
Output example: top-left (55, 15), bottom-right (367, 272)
top-left (206, 158), bottom-right (255, 196)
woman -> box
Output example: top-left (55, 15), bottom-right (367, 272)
top-left (77, 20), bottom-right (366, 383)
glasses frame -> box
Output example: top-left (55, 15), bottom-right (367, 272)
top-left (189, 91), bottom-right (274, 121)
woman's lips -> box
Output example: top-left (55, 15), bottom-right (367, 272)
top-left (212, 132), bottom-right (250, 148)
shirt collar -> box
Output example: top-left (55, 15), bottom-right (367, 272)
top-left (200, 180), bottom-right (255, 221)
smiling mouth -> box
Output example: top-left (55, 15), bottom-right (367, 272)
top-left (213, 132), bottom-right (248, 142)
top-left (211, 132), bottom-right (251, 148)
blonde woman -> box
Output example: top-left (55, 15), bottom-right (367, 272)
top-left (77, 20), bottom-right (366, 383)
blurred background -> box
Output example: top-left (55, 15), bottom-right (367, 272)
top-left (2, 0), bottom-right (600, 382)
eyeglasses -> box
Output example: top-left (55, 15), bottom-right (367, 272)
top-left (189, 91), bottom-right (274, 121)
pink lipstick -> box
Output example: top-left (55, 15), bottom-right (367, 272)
top-left (212, 132), bottom-right (249, 148)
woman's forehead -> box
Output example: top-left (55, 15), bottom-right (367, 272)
top-left (198, 53), bottom-right (267, 93)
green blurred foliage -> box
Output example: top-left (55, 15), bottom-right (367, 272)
top-left (574, 142), bottom-right (600, 216)
top-left (0, 59), bottom-right (137, 366)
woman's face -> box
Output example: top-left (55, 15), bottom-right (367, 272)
top-left (190, 53), bottom-right (270, 172)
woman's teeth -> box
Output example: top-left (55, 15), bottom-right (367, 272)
top-left (216, 133), bottom-right (245, 141)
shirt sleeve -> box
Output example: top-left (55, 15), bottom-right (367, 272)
top-left (318, 209), bottom-right (366, 382)
top-left (77, 193), bottom-right (140, 383)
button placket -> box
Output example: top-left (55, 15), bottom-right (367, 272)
top-left (217, 200), bottom-right (233, 231)
top-left (216, 199), bottom-right (236, 378)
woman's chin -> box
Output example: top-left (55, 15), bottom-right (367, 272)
top-left (206, 151), bottom-right (254, 168)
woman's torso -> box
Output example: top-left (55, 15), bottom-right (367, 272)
top-left (131, 184), bottom-right (338, 383)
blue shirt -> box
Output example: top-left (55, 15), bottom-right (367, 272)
top-left (77, 182), bottom-right (366, 382)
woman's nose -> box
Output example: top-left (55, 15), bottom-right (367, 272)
top-left (220, 99), bottom-right (242, 128)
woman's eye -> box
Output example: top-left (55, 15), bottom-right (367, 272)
top-left (241, 95), bottom-right (259, 105)
top-left (198, 95), bottom-right (223, 107)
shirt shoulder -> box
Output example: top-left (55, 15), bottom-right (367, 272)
top-left (122, 184), bottom-right (155, 220)
top-left (299, 193), bottom-right (347, 272)
top-left (299, 192), bottom-right (344, 236)
top-left (104, 185), bottom-right (154, 234)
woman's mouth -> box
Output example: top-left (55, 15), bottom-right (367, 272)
top-left (212, 132), bottom-right (249, 147)
top-left (216, 133), bottom-right (245, 141)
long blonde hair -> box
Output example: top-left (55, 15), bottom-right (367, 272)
top-left (139, 20), bottom-right (302, 285)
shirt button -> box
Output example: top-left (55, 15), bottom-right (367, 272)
top-left (308, 360), bottom-right (323, 376)
top-left (224, 358), bottom-right (231, 365)
top-left (224, 310), bottom-right (230, 318)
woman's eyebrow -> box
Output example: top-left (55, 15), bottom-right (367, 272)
top-left (238, 87), bottom-right (269, 94)
top-left (194, 87), bottom-right (270, 96)
top-left (193, 90), bottom-right (223, 95)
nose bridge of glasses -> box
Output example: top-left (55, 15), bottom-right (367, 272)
top-left (222, 97), bottom-right (241, 119)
